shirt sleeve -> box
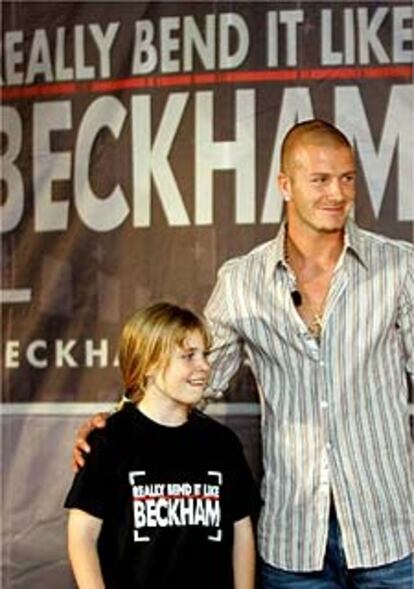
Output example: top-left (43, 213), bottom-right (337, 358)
top-left (204, 262), bottom-right (246, 398)
top-left (64, 428), bottom-right (119, 520)
top-left (226, 432), bottom-right (261, 523)
top-left (398, 250), bottom-right (414, 396)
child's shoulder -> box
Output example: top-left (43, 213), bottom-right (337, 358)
top-left (88, 403), bottom-right (137, 450)
top-left (190, 409), bottom-right (242, 446)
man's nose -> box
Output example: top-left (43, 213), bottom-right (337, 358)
top-left (328, 178), bottom-right (345, 200)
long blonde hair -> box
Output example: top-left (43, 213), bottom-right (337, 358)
top-left (118, 302), bottom-right (211, 403)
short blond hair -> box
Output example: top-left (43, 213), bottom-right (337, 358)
top-left (118, 302), bottom-right (211, 403)
top-left (281, 119), bottom-right (352, 174)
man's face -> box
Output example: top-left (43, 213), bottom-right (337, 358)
top-left (279, 142), bottom-right (356, 235)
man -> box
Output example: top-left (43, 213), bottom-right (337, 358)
top-left (74, 120), bottom-right (413, 587)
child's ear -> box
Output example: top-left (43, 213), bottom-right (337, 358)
top-left (145, 362), bottom-right (159, 380)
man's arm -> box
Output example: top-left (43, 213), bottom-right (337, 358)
top-left (398, 252), bottom-right (414, 392)
top-left (204, 263), bottom-right (245, 397)
top-left (233, 516), bottom-right (256, 589)
top-left (67, 509), bottom-right (104, 589)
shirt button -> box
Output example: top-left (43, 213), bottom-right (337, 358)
top-left (319, 360), bottom-right (325, 367)
top-left (321, 401), bottom-right (328, 409)
top-left (326, 442), bottom-right (332, 450)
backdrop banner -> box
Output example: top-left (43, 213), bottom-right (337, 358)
top-left (1, 1), bottom-right (413, 587)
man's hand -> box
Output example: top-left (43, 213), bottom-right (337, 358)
top-left (71, 413), bottom-right (109, 472)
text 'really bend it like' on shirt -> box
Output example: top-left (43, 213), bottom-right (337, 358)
top-left (204, 219), bottom-right (414, 572)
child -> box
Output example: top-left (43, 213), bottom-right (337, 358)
top-left (65, 302), bottom-right (259, 589)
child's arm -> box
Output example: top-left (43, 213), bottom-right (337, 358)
top-left (232, 515), bottom-right (256, 589)
top-left (68, 508), bottom-right (105, 589)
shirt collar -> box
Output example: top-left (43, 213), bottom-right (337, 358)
top-left (344, 219), bottom-right (369, 269)
top-left (264, 222), bottom-right (288, 284)
top-left (264, 218), bottom-right (368, 283)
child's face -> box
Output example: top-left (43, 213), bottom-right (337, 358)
top-left (151, 330), bottom-right (210, 409)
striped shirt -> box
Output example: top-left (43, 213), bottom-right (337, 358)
top-left (204, 220), bottom-right (414, 572)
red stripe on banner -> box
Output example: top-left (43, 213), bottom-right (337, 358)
top-left (133, 494), bottom-right (220, 501)
top-left (1, 65), bottom-right (412, 100)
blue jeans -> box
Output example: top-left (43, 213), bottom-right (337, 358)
top-left (260, 507), bottom-right (413, 588)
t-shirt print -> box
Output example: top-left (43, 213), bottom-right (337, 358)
top-left (129, 470), bottom-right (223, 542)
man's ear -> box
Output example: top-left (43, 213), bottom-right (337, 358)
top-left (278, 173), bottom-right (291, 202)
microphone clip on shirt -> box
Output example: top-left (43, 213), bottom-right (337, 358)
top-left (291, 290), bottom-right (302, 307)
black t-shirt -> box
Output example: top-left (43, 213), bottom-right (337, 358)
top-left (65, 404), bottom-right (259, 589)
